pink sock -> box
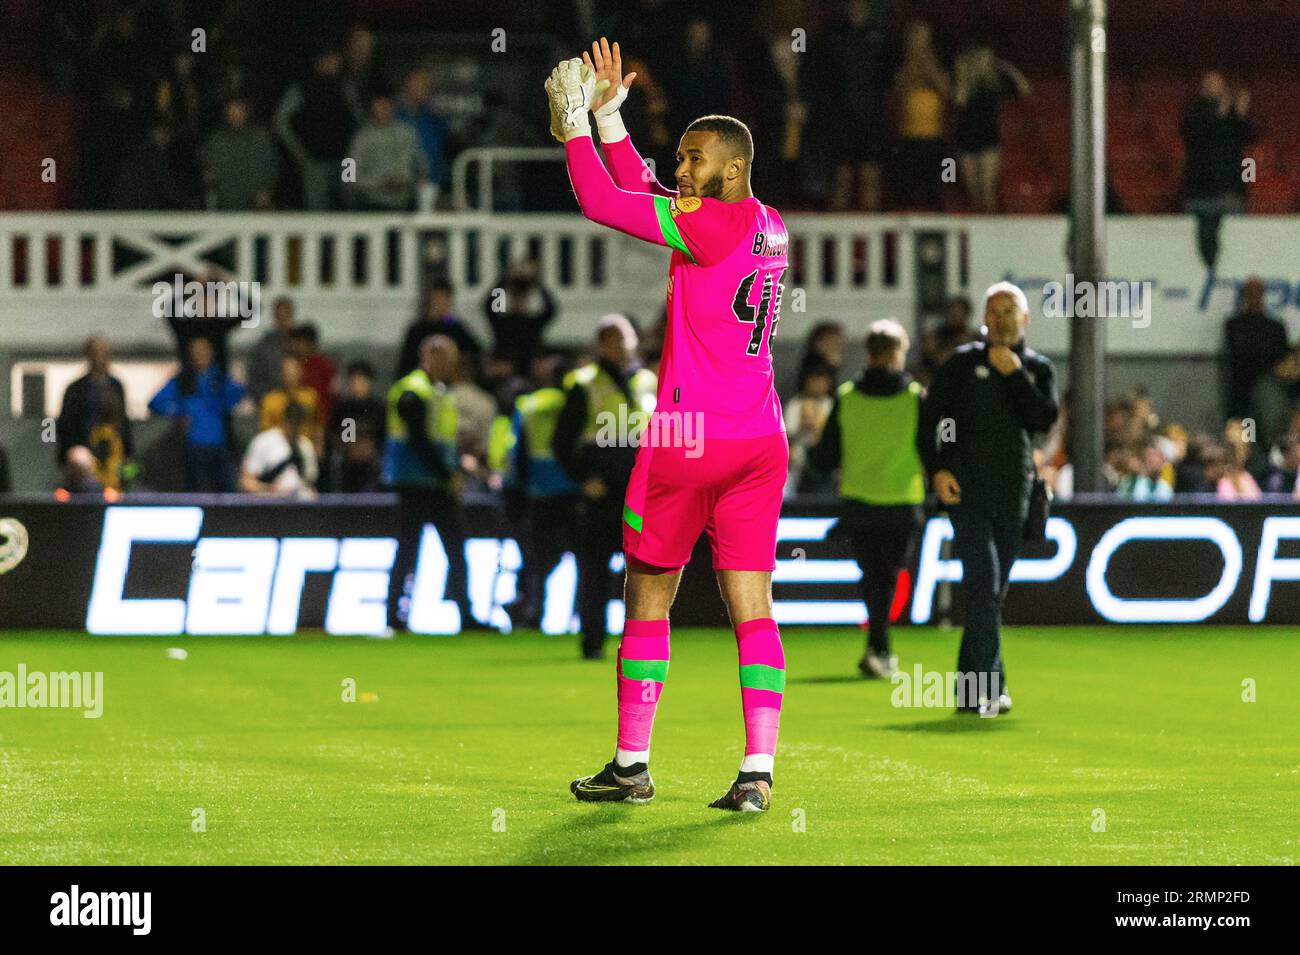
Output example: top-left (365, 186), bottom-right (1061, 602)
top-left (736, 618), bottom-right (785, 761)
top-left (616, 619), bottom-right (670, 755)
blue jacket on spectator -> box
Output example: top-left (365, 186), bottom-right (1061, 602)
top-left (149, 367), bottom-right (245, 447)
top-left (396, 103), bottom-right (449, 187)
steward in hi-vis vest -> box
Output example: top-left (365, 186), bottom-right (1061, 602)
top-left (502, 356), bottom-right (582, 630)
top-left (383, 334), bottom-right (491, 634)
top-left (552, 315), bottom-right (656, 659)
top-left (810, 319), bottom-right (925, 679)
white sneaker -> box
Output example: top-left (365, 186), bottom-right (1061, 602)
top-left (860, 652), bottom-right (899, 679)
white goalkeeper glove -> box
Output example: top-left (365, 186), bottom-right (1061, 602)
top-left (544, 58), bottom-right (604, 143)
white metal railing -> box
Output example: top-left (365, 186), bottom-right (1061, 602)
top-left (450, 147), bottom-right (566, 211)
top-left (0, 212), bottom-right (968, 348)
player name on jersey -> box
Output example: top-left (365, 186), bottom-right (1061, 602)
top-left (751, 230), bottom-right (788, 258)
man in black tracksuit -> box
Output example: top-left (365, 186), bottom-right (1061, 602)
top-left (917, 282), bottom-right (1058, 715)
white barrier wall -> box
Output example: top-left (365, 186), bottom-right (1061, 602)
top-left (0, 212), bottom-right (1290, 354)
top-left (0, 212), bottom-right (960, 349)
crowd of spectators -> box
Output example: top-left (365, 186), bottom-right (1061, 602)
top-left (51, 257), bottom-right (567, 499)
top-left (47, 271), bottom-right (1300, 503)
top-left (34, 1), bottom-right (1047, 214)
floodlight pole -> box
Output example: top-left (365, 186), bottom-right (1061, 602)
top-left (1068, 0), bottom-right (1107, 492)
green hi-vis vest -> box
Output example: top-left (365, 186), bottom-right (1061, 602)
top-left (383, 368), bottom-right (458, 487)
top-left (836, 379), bottom-right (926, 505)
top-left (563, 363), bottom-right (658, 443)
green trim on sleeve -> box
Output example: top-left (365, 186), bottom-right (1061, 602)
top-left (652, 195), bottom-right (697, 263)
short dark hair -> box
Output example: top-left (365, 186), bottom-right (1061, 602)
top-left (684, 115), bottom-right (754, 165)
top-left (346, 359), bottom-right (375, 379)
top-left (290, 323), bottom-right (319, 345)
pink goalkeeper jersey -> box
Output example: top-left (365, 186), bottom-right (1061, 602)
top-left (565, 133), bottom-right (789, 440)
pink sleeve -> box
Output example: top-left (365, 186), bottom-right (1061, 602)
top-left (564, 135), bottom-right (677, 251)
top-left (600, 135), bottom-right (677, 197)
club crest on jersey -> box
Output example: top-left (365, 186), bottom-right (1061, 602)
top-left (670, 196), bottom-right (701, 217)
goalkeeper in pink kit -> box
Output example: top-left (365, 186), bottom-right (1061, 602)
top-left (548, 40), bottom-right (789, 812)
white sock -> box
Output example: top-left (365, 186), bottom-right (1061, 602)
top-left (740, 753), bottom-right (774, 774)
top-left (615, 748), bottom-right (649, 769)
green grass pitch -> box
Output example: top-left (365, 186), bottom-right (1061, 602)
top-left (0, 626), bottom-right (1296, 865)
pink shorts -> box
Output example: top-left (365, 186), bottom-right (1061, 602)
top-left (622, 431), bottom-right (788, 572)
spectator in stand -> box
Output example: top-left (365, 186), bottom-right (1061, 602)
top-left (289, 324), bottom-right (336, 425)
top-left (1224, 415), bottom-right (1263, 476)
top-left (395, 67), bottom-right (451, 204)
top-left (1208, 439), bottom-right (1262, 500)
top-left (954, 45), bottom-right (1030, 212)
top-left (891, 20), bottom-right (950, 210)
top-left (342, 25), bottom-right (377, 127)
top-left (60, 445), bottom-right (105, 495)
top-left (1182, 71), bottom-right (1256, 269)
top-left (1113, 442), bottom-right (1174, 501)
top-left (472, 89), bottom-right (533, 211)
top-left (57, 337), bottom-right (133, 474)
top-left (798, 321), bottom-right (846, 387)
top-left (260, 355), bottom-right (320, 440)
top-left (397, 280), bottom-right (483, 381)
top-left (275, 48), bottom-right (355, 210)
top-left (153, 51), bottom-right (205, 209)
top-left (148, 337), bottom-right (245, 492)
top-left (486, 349), bottom-right (530, 417)
top-left (783, 358), bottom-right (837, 497)
top-left (1260, 432), bottom-right (1300, 495)
top-left (347, 83), bottom-right (429, 211)
top-left (1175, 432), bottom-right (1216, 493)
top-left (749, 27), bottom-right (809, 207)
top-left (241, 401), bottom-right (318, 499)
top-left (922, 296), bottom-right (978, 381)
top-left (1223, 276), bottom-right (1291, 425)
top-left (247, 297), bottom-right (297, 403)
top-left (326, 360), bottom-right (386, 492)
top-left (163, 269), bottom-right (245, 374)
top-left (112, 123), bottom-right (187, 210)
top-left (482, 259), bottom-right (557, 375)
top-left (816, 0), bottom-right (889, 211)
top-left (664, 19), bottom-right (733, 154)
top-left (449, 353), bottom-right (500, 486)
top-left (202, 95), bottom-right (280, 211)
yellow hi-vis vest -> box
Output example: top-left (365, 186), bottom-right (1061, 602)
top-left (563, 363), bottom-right (657, 444)
top-left (383, 368), bottom-right (458, 487)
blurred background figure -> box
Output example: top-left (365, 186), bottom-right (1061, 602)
top-left (241, 401), bottom-right (319, 499)
top-left (483, 259), bottom-right (557, 378)
top-left (891, 20), bottom-right (950, 210)
top-left (1182, 71), bottom-right (1256, 268)
top-left (554, 315), bottom-right (656, 659)
top-left (783, 358), bottom-right (836, 497)
top-left (57, 337), bottom-right (134, 489)
top-left (148, 337), bottom-right (245, 492)
top-left (954, 45), bottom-right (1030, 212)
top-left (810, 319), bottom-right (925, 678)
top-left (325, 360), bottom-right (386, 493)
top-left (202, 95), bottom-right (279, 211)
top-left (347, 82), bottom-right (429, 211)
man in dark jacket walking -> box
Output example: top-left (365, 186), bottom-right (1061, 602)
top-left (918, 282), bottom-right (1058, 716)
